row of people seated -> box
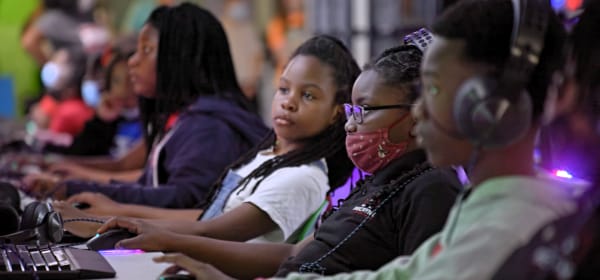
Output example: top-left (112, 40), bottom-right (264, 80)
top-left (2, 0), bottom-right (599, 279)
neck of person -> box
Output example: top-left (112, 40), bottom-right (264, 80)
top-left (468, 130), bottom-right (538, 188)
top-left (273, 138), bottom-right (305, 156)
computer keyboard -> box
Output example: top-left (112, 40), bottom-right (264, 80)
top-left (0, 244), bottom-right (116, 279)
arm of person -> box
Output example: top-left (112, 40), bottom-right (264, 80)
top-left (191, 202), bottom-right (278, 242)
top-left (119, 205), bottom-right (203, 221)
top-left (190, 164), bottom-right (329, 242)
top-left (21, 24), bottom-right (47, 65)
top-left (56, 140), bottom-right (147, 171)
top-left (162, 233), bottom-right (301, 279)
top-left (51, 163), bottom-right (142, 184)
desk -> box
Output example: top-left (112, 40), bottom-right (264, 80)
top-left (99, 250), bottom-right (171, 280)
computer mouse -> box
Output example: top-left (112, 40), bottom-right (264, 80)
top-left (157, 274), bottom-right (195, 280)
top-left (86, 229), bottom-right (137, 251)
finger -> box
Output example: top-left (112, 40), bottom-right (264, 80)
top-left (159, 265), bottom-right (184, 276)
top-left (97, 217), bottom-right (138, 234)
top-left (115, 235), bottom-right (146, 250)
top-left (153, 254), bottom-right (204, 273)
top-left (66, 192), bottom-right (94, 204)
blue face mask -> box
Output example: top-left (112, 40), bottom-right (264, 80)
top-left (81, 80), bottom-right (101, 107)
top-left (41, 62), bottom-right (61, 89)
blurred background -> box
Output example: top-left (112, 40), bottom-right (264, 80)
top-left (0, 0), bottom-right (463, 123)
top-left (0, 0), bottom-right (584, 121)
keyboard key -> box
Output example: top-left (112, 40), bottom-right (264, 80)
top-left (50, 247), bottom-right (71, 269)
top-left (42, 249), bottom-right (59, 270)
top-left (30, 250), bottom-right (49, 271)
top-left (6, 248), bottom-right (24, 272)
top-left (0, 250), bottom-right (8, 271)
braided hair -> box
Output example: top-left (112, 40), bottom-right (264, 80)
top-left (364, 45), bottom-right (423, 102)
top-left (138, 3), bottom-right (251, 149)
top-left (330, 45), bottom-right (425, 210)
top-left (205, 35), bottom-right (360, 201)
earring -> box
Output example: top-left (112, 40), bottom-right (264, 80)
top-left (377, 144), bottom-right (388, 158)
top-left (409, 123), bottom-right (417, 137)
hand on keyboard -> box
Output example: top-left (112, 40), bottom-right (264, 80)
top-left (154, 253), bottom-right (234, 280)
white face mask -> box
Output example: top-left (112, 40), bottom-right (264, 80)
top-left (78, 0), bottom-right (96, 13)
top-left (81, 80), bottom-right (101, 107)
top-left (228, 1), bottom-right (251, 21)
top-left (41, 61), bottom-right (74, 95)
top-left (121, 107), bottom-right (140, 120)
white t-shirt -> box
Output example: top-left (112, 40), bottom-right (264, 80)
top-left (223, 150), bottom-right (329, 243)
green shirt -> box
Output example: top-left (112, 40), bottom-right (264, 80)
top-left (280, 175), bottom-right (582, 280)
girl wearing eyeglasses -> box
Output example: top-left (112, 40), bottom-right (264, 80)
top-left (151, 44), bottom-right (463, 279)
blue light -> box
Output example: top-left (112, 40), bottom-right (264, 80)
top-left (551, 0), bottom-right (566, 9)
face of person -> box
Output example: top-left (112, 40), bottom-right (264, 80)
top-left (271, 55), bottom-right (341, 148)
top-left (108, 61), bottom-right (137, 109)
top-left (42, 49), bottom-right (75, 93)
top-left (412, 36), bottom-right (479, 167)
top-left (345, 70), bottom-right (414, 143)
top-left (128, 24), bottom-right (158, 98)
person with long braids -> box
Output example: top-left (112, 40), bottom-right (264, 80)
top-left (134, 41), bottom-right (459, 280)
top-left (55, 35), bottom-right (358, 246)
top-left (21, 3), bottom-right (269, 211)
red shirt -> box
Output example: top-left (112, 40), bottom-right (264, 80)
top-left (49, 98), bottom-right (94, 136)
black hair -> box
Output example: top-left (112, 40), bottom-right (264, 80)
top-left (204, 35), bottom-right (360, 202)
top-left (43, 0), bottom-right (78, 14)
top-left (431, 0), bottom-right (567, 120)
top-left (61, 47), bottom-right (87, 91)
top-left (570, 0), bottom-right (600, 118)
top-left (363, 45), bottom-right (423, 102)
top-left (139, 3), bottom-right (250, 147)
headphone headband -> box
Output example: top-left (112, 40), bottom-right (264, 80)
top-left (500, 0), bottom-right (549, 100)
top-left (453, 0), bottom-right (550, 148)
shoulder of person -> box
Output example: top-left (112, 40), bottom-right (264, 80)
top-left (403, 167), bottom-right (462, 199)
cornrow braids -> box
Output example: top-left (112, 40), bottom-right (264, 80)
top-left (205, 35), bottom-right (360, 200)
top-left (363, 45), bottom-right (423, 103)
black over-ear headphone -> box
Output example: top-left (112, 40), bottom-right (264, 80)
top-left (0, 199), bottom-right (63, 245)
top-left (453, 0), bottom-right (549, 148)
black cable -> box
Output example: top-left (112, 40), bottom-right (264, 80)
top-left (62, 218), bottom-right (106, 224)
top-left (298, 167), bottom-right (434, 275)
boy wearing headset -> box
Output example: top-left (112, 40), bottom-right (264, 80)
top-left (148, 0), bottom-right (578, 279)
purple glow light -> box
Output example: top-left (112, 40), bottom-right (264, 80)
top-left (554, 169), bottom-right (573, 179)
top-left (99, 249), bottom-right (145, 256)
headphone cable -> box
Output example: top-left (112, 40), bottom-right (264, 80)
top-left (62, 218), bottom-right (106, 225)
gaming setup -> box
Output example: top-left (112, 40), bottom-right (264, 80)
top-left (0, 1), bottom-right (593, 278)
top-left (0, 180), bottom-right (125, 279)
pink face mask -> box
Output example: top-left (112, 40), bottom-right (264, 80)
top-left (345, 113), bottom-right (412, 174)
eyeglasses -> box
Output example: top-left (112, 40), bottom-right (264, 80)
top-left (344, 103), bottom-right (413, 124)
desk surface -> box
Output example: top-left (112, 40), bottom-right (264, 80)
top-left (98, 250), bottom-right (171, 280)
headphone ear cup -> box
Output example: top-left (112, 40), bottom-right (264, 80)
top-left (43, 211), bottom-right (64, 243)
top-left (454, 76), bottom-right (532, 148)
top-left (20, 201), bottom-right (41, 230)
top-left (0, 203), bottom-right (20, 235)
top-left (20, 201), bottom-right (52, 230)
